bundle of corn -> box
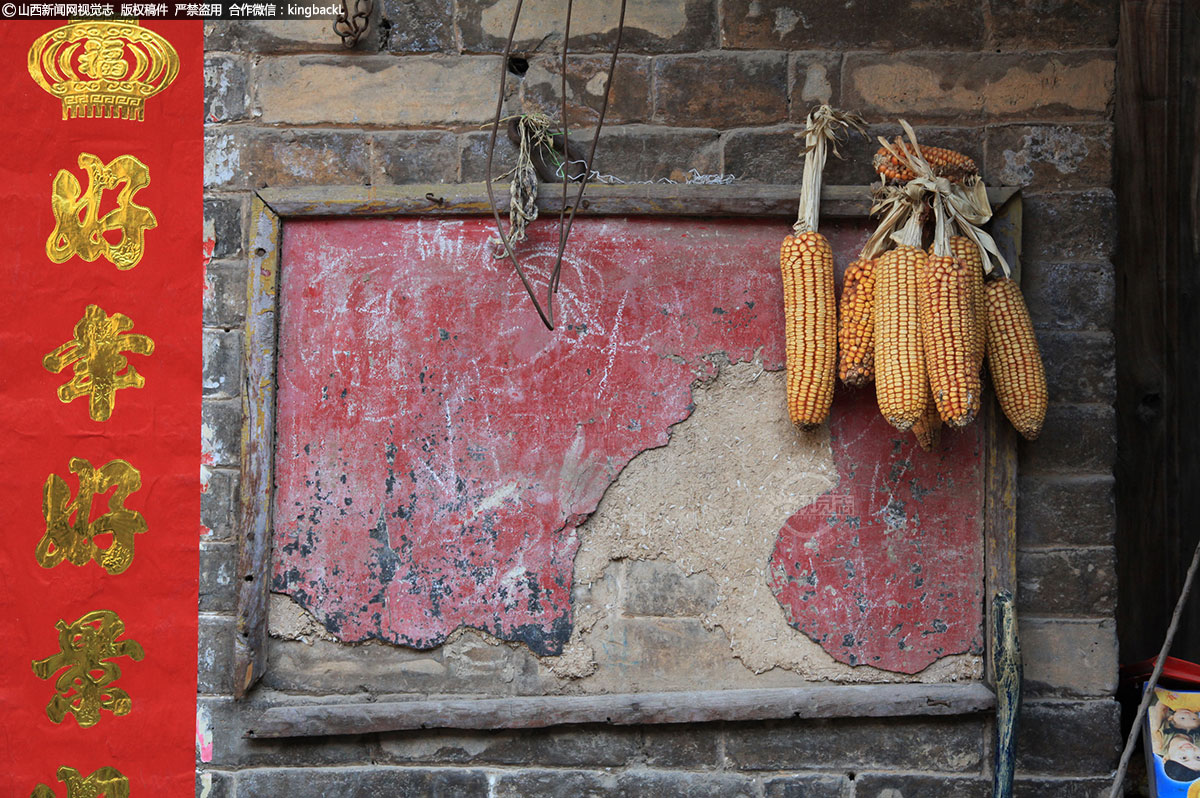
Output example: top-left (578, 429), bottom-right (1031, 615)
top-left (874, 139), bottom-right (978, 184)
top-left (872, 182), bottom-right (930, 431)
top-left (986, 278), bottom-right (1047, 440)
top-left (782, 105), bottom-right (865, 430)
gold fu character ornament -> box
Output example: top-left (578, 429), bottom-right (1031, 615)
top-left (31, 609), bottom-right (144, 728)
top-left (32, 766), bottom-right (129, 798)
top-left (47, 153), bottom-right (156, 270)
top-left (37, 457), bottom-right (146, 575)
top-left (27, 20), bottom-right (180, 121)
top-left (43, 305), bottom-right (155, 422)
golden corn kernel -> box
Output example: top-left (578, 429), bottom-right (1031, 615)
top-left (874, 244), bottom-right (928, 430)
top-left (985, 278), bottom-right (1048, 440)
top-left (782, 231), bottom-right (837, 431)
top-left (838, 257), bottom-right (876, 387)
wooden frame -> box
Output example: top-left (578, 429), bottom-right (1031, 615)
top-left (234, 182), bottom-right (1022, 737)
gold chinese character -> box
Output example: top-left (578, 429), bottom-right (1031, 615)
top-left (31, 609), bottom-right (144, 728)
top-left (43, 305), bottom-right (155, 421)
top-left (46, 153), bottom-right (156, 270)
top-left (37, 457), bottom-right (146, 575)
top-left (32, 766), bottom-right (129, 798)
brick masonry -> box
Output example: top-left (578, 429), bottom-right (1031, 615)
top-left (200, 0), bottom-right (1119, 792)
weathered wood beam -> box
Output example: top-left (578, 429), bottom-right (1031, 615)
top-left (257, 183), bottom-right (1019, 220)
top-left (247, 682), bottom-right (996, 738)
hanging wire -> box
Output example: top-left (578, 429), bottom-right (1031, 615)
top-left (484, 0), bottom-right (628, 330)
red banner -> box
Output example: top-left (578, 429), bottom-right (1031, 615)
top-left (0, 20), bottom-right (202, 795)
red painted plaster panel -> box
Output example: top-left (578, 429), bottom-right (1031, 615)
top-left (272, 215), bottom-right (982, 672)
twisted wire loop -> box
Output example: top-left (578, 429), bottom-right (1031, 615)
top-left (334, 0), bottom-right (373, 48)
top-left (484, 0), bottom-right (628, 330)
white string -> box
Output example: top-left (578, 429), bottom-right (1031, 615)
top-left (554, 161), bottom-right (738, 185)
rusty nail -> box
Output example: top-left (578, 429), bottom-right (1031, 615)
top-left (425, 192), bottom-right (445, 207)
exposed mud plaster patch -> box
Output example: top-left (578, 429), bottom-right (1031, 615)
top-left (540, 363), bottom-right (981, 686)
top-left (269, 593), bottom-right (340, 644)
top-left (480, 0), bottom-right (688, 42)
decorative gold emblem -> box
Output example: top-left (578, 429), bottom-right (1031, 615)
top-left (43, 305), bottom-right (155, 422)
top-left (47, 153), bottom-right (156, 270)
top-left (32, 766), bottom-right (130, 798)
top-left (31, 609), bottom-right (144, 728)
top-left (27, 20), bottom-right (180, 121)
top-left (37, 457), bottom-right (146, 575)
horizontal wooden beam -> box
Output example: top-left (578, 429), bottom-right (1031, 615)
top-left (248, 682), bottom-right (996, 738)
top-left (258, 183), bottom-right (1020, 220)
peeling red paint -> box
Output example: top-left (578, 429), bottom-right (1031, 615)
top-left (273, 216), bottom-right (982, 667)
top-left (769, 387), bottom-right (985, 673)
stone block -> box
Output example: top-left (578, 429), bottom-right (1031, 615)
top-left (381, 0), bottom-right (456, 53)
top-left (255, 56), bottom-right (503, 126)
top-left (989, 0), bottom-right (1119, 48)
top-left (204, 197), bottom-right (245, 261)
top-left (1012, 777), bottom-right (1115, 798)
top-left (853, 774), bottom-right (990, 798)
top-left (1022, 262), bottom-right (1114, 332)
top-left (236, 766), bottom-right (489, 796)
top-left (641, 724), bottom-right (722, 768)
top-left (205, 20), bottom-right (380, 53)
top-left (262, 636), bottom-right (456, 695)
top-left (207, 128), bottom-right (372, 190)
top-left (378, 724), bottom-right (639, 767)
top-left (985, 124), bottom-right (1113, 190)
top-left (762, 773), bottom-right (851, 797)
top-left (201, 467), bottom-right (239, 541)
top-left (1038, 331), bottom-right (1115, 404)
top-left (1017, 475), bottom-right (1114, 548)
top-left (200, 541), bottom-right (237, 613)
top-left (721, 0), bottom-right (984, 50)
top-left (372, 131), bottom-right (460, 185)
top-left (653, 53), bottom-right (788, 128)
top-left (202, 399), bottom-right (243, 468)
top-left (842, 53), bottom-right (1115, 123)
top-left (1017, 548), bottom-right (1117, 617)
top-left (721, 126), bottom-right (805, 185)
top-left (459, 130), bottom-right (521, 183)
top-left (457, 0), bottom-right (717, 54)
top-left (1020, 620), bottom-right (1118, 697)
top-left (592, 126), bottom-right (721, 182)
top-left (725, 716), bottom-right (985, 772)
top-left (468, 124), bottom-right (722, 184)
top-left (616, 769), bottom-right (761, 797)
top-left (789, 53), bottom-right (842, 118)
top-left (204, 55), bottom-right (247, 122)
top-left (1014, 699), bottom-right (1121, 775)
top-left (623, 559), bottom-right (718, 616)
top-left (204, 259), bottom-right (247, 329)
top-left (1022, 190), bottom-right (1117, 262)
top-left (203, 329), bottom-right (242, 399)
top-left (1018, 404), bottom-right (1115, 475)
top-left (522, 54), bottom-right (652, 127)
top-left (492, 769), bottom-right (616, 798)
top-left (198, 615), bottom-right (235, 694)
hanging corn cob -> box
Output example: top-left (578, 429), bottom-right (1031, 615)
top-left (782, 106), bottom-right (865, 430)
top-left (838, 257), bottom-right (876, 386)
top-left (948, 234), bottom-right (987, 375)
top-left (872, 183), bottom-right (930, 431)
top-left (919, 194), bottom-right (981, 427)
top-left (874, 140), bottom-right (978, 184)
top-left (986, 278), bottom-right (1047, 440)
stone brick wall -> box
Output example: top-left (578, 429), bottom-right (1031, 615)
top-left (199, 2), bottom-right (1121, 794)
